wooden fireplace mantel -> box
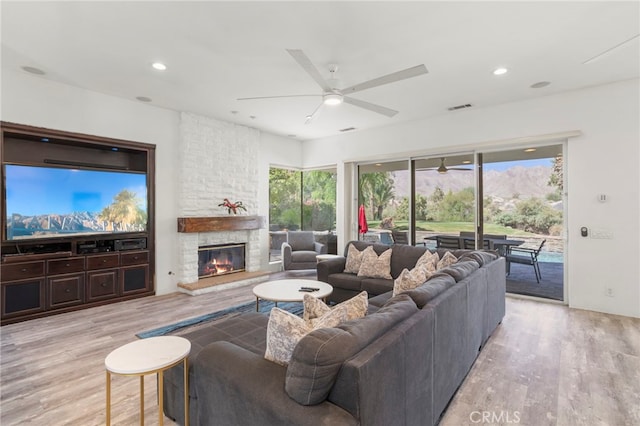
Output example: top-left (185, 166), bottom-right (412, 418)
top-left (177, 216), bottom-right (265, 233)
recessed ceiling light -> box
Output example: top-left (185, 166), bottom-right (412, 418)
top-left (375, 163), bottom-right (382, 166)
top-left (531, 81), bottom-right (551, 89)
top-left (136, 96), bottom-right (152, 102)
top-left (493, 67), bottom-right (508, 76)
top-left (152, 62), bottom-right (167, 71)
top-left (462, 160), bottom-right (472, 164)
top-left (22, 66), bottom-right (46, 75)
top-left (524, 148), bottom-right (537, 153)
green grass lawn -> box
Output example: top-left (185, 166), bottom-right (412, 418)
top-left (367, 220), bottom-right (535, 237)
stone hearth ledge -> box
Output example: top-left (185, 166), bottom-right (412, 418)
top-left (177, 271), bottom-right (270, 296)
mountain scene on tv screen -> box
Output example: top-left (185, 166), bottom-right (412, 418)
top-left (7, 190), bottom-right (147, 239)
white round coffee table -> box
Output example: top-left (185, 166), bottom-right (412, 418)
top-left (316, 254), bottom-right (343, 263)
top-left (252, 279), bottom-right (333, 311)
top-left (105, 335), bottom-right (191, 426)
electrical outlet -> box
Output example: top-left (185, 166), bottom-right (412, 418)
top-left (606, 288), bottom-right (614, 297)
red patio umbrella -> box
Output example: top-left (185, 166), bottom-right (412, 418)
top-left (358, 204), bottom-right (368, 234)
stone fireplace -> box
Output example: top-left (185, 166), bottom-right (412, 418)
top-left (198, 243), bottom-right (245, 278)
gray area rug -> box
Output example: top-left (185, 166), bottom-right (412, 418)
top-left (137, 300), bottom-right (303, 339)
top-left (506, 261), bottom-right (564, 301)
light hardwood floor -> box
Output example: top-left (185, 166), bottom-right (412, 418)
top-left (1, 282), bottom-right (638, 426)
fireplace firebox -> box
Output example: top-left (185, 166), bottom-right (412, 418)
top-left (198, 243), bottom-right (245, 278)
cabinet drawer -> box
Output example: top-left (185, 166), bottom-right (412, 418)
top-left (120, 251), bottom-right (149, 266)
top-left (86, 269), bottom-right (118, 301)
top-left (86, 254), bottom-right (119, 270)
top-left (1, 261), bottom-right (45, 281)
top-left (48, 273), bottom-right (85, 308)
top-left (47, 257), bottom-right (85, 275)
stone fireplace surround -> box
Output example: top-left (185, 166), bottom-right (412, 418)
top-left (176, 112), bottom-right (265, 294)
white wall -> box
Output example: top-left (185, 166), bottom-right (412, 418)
top-left (303, 79), bottom-right (640, 318)
top-left (1, 70), bottom-right (305, 293)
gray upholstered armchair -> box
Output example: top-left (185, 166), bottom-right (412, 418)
top-left (281, 231), bottom-right (327, 270)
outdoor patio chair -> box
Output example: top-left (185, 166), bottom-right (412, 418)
top-left (463, 238), bottom-right (492, 250)
top-left (505, 239), bottom-right (546, 283)
top-left (436, 236), bottom-right (462, 249)
top-left (391, 230), bottom-right (409, 245)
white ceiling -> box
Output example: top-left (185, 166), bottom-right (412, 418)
top-left (2, 1), bottom-right (638, 141)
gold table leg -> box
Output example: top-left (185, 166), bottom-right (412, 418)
top-left (184, 357), bottom-right (189, 426)
top-left (158, 371), bottom-right (164, 426)
top-left (140, 375), bottom-right (144, 426)
top-left (106, 371), bottom-right (111, 426)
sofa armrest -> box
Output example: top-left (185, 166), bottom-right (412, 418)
top-left (281, 242), bottom-right (293, 269)
top-left (314, 241), bottom-right (328, 254)
top-left (317, 257), bottom-right (346, 283)
top-left (194, 341), bottom-right (357, 426)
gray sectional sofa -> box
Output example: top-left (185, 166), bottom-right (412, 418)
top-left (163, 240), bottom-right (506, 426)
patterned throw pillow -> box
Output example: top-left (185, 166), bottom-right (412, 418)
top-left (357, 246), bottom-right (393, 279)
top-left (415, 250), bottom-right (439, 273)
top-left (392, 265), bottom-right (433, 296)
top-left (437, 251), bottom-right (458, 270)
top-left (303, 291), bottom-right (368, 328)
top-left (265, 308), bottom-right (312, 366)
top-left (344, 244), bottom-right (365, 274)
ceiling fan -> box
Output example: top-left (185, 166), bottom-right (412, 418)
top-left (418, 158), bottom-right (473, 174)
top-left (237, 49), bottom-right (428, 123)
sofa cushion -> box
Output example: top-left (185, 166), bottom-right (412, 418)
top-left (416, 250), bottom-right (439, 272)
top-left (405, 273), bottom-right (457, 308)
top-left (285, 294), bottom-right (418, 405)
top-left (458, 250), bottom-right (498, 266)
top-left (388, 243), bottom-right (430, 278)
top-left (265, 304), bottom-right (350, 366)
top-left (436, 251), bottom-right (458, 270)
top-left (328, 272), bottom-right (365, 292)
top-left (392, 265), bottom-right (432, 296)
top-left (360, 277), bottom-right (394, 296)
top-left (303, 291), bottom-right (368, 328)
top-left (288, 231), bottom-right (316, 251)
top-left (291, 250), bottom-right (320, 263)
top-left (344, 244), bottom-right (366, 274)
top-left (437, 260), bottom-right (481, 282)
top-left (357, 246), bottom-right (392, 279)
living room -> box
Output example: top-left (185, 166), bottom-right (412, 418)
top-left (1, 1), bottom-right (639, 425)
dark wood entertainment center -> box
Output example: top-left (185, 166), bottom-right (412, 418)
top-left (1, 122), bottom-right (155, 325)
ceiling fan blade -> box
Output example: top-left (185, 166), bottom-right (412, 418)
top-left (304, 102), bottom-right (324, 124)
top-left (341, 64), bottom-right (428, 95)
top-left (237, 94), bottom-right (319, 101)
top-left (343, 96), bottom-right (398, 117)
top-left (286, 49), bottom-right (332, 92)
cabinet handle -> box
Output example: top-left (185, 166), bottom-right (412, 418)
top-left (133, 256), bottom-right (139, 260)
top-left (65, 288), bottom-right (71, 293)
top-left (21, 268), bottom-right (27, 272)
top-left (101, 283), bottom-right (107, 287)
top-left (102, 259), bottom-right (108, 263)
top-left (65, 263), bottom-right (70, 267)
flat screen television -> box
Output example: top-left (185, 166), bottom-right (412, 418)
top-left (4, 164), bottom-right (148, 241)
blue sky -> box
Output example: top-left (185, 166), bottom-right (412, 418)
top-left (5, 165), bottom-right (147, 216)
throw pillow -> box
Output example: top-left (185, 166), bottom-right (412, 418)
top-left (437, 251), bottom-right (458, 270)
top-left (344, 244), bottom-right (365, 274)
top-left (392, 265), bottom-right (433, 296)
top-left (303, 291), bottom-right (368, 328)
top-left (264, 308), bottom-right (312, 366)
top-left (357, 246), bottom-right (392, 279)
top-left (415, 249), bottom-right (439, 273)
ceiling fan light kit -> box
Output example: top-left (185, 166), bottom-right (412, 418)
top-left (323, 93), bottom-right (343, 105)
top-left (238, 49), bottom-right (428, 123)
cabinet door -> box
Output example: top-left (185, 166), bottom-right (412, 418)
top-left (48, 273), bottom-right (85, 308)
top-left (2, 278), bottom-right (46, 319)
top-left (86, 269), bottom-right (118, 301)
top-left (120, 265), bottom-right (150, 295)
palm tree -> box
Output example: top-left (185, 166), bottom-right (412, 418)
top-left (359, 172), bottom-right (395, 220)
top-left (99, 190), bottom-right (146, 231)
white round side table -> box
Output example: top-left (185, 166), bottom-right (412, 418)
top-left (105, 335), bottom-right (191, 426)
top-left (252, 279), bottom-right (333, 311)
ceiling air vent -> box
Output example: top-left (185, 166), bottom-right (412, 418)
top-left (339, 127), bottom-right (356, 132)
top-left (447, 103), bottom-right (473, 111)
